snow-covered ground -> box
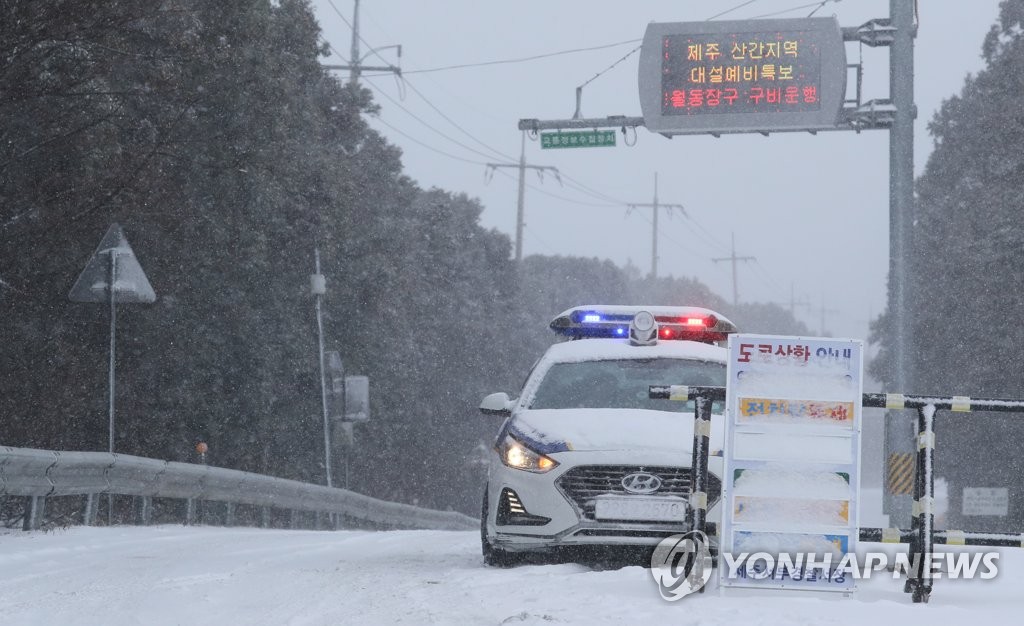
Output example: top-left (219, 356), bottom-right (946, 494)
top-left (1, 516), bottom-right (1020, 625)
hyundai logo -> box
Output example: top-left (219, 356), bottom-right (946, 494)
top-left (621, 472), bottom-right (662, 495)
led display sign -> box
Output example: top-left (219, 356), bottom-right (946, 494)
top-left (638, 18), bottom-right (846, 135)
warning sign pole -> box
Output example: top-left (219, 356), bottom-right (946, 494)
top-left (107, 248), bottom-right (117, 456)
top-left (69, 224), bottom-right (156, 457)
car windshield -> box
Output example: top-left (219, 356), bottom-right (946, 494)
top-left (528, 358), bottom-right (726, 411)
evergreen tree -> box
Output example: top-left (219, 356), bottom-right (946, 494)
top-left (872, 0), bottom-right (1024, 397)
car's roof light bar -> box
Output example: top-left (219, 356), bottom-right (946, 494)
top-left (549, 305), bottom-right (738, 344)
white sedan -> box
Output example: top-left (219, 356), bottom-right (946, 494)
top-left (479, 305), bottom-right (734, 565)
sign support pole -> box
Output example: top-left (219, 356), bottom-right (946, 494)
top-left (884, 0), bottom-right (917, 528)
top-left (107, 249), bottom-right (118, 456)
top-left (107, 249), bottom-right (118, 525)
top-left (69, 223), bottom-right (156, 526)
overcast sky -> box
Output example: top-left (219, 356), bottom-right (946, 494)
top-left (310, 0), bottom-right (1003, 342)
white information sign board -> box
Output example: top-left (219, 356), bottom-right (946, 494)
top-left (719, 334), bottom-right (863, 593)
top-left (962, 487), bottom-right (1009, 516)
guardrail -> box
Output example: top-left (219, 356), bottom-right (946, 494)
top-left (648, 386), bottom-right (1024, 605)
top-left (0, 446), bottom-right (476, 532)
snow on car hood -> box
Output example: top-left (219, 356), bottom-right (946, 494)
top-left (510, 408), bottom-right (724, 454)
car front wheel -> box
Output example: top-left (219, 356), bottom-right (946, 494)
top-left (481, 488), bottom-right (520, 567)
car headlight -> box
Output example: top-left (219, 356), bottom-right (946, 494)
top-left (497, 434), bottom-right (559, 473)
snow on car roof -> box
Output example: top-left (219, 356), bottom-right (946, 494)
top-left (542, 337), bottom-right (727, 364)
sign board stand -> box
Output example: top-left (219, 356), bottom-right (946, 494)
top-left (719, 334), bottom-right (863, 595)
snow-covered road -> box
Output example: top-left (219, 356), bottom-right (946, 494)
top-left (0, 525), bottom-right (1020, 625)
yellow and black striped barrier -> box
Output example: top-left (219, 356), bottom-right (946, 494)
top-left (887, 452), bottom-right (915, 496)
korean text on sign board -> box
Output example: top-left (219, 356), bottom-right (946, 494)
top-left (661, 32), bottom-right (822, 116)
top-left (540, 131), bottom-right (616, 149)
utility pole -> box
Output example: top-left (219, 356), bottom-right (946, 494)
top-left (787, 283), bottom-right (811, 317)
top-left (772, 283), bottom-right (811, 317)
top-left (818, 293), bottom-right (840, 337)
top-left (322, 0), bottom-right (402, 85)
top-left (626, 173), bottom-right (685, 279)
top-left (485, 132), bottom-right (559, 262)
top-left (712, 233), bottom-right (756, 308)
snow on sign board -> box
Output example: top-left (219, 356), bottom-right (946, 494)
top-left (962, 487), bottom-right (1009, 516)
top-left (720, 334), bottom-right (863, 594)
top-left (68, 223), bottom-right (155, 304)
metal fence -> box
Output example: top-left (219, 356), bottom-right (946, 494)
top-left (0, 446), bottom-right (476, 532)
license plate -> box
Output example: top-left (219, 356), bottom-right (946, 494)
top-left (594, 496), bottom-right (687, 522)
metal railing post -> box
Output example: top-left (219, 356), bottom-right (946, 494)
top-left (83, 493), bottom-right (98, 526)
top-left (135, 496), bottom-right (152, 526)
top-left (23, 496), bottom-right (44, 531)
top-left (261, 506), bottom-right (271, 529)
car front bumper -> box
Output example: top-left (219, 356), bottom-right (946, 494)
top-left (486, 449), bottom-right (723, 552)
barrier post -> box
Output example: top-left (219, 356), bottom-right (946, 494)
top-left (905, 417), bottom-right (923, 593)
top-left (689, 393), bottom-right (712, 543)
top-left (913, 404), bottom-right (936, 603)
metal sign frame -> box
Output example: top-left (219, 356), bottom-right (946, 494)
top-left (719, 334), bottom-right (863, 594)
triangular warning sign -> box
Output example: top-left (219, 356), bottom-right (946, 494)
top-left (69, 223), bottom-right (156, 303)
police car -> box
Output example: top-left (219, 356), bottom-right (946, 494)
top-left (479, 305), bottom-right (735, 565)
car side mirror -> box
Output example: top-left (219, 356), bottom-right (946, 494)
top-left (479, 392), bottom-right (514, 416)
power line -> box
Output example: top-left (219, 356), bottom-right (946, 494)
top-left (320, 37), bottom-right (349, 65)
top-left (323, 0), bottom-right (401, 84)
top-left (706, 0), bottom-right (765, 21)
top-left (362, 77), bottom-right (500, 162)
top-left (368, 115), bottom-right (488, 166)
top-left (578, 45), bottom-right (642, 91)
top-left (491, 168), bottom-right (616, 208)
top-left (711, 233), bottom-right (756, 307)
top-left (626, 203), bottom-right (712, 268)
top-left (522, 223), bottom-right (559, 257)
top-left (325, 0), bottom-right (389, 65)
top-left (625, 173), bottom-right (687, 279)
top-left (554, 170), bottom-right (628, 206)
top-left (679, 212), bottom-right (731, 253)
top-left (400, 76), bottom-right (513, 162)
top-left (752, 258), bottom-right (787, 293)
top-left (807, 0), bottom-right (843, 18)
top-left (747, 0), bottom-right (844, 19)
top-left (401, 39), bottom-right (642, 75)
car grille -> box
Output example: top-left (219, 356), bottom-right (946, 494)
top-left (556, 465), bottom-right (721, 522)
